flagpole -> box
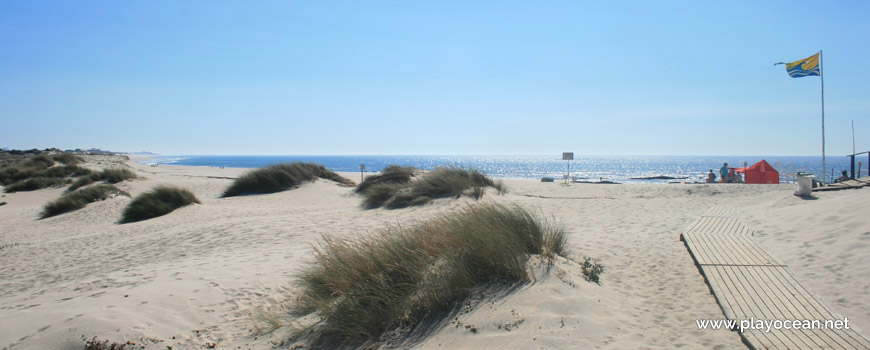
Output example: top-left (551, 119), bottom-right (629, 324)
top-left (820, 50), bottom-right (826, 184)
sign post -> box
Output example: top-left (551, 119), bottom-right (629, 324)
top-left (360, 164), bottom-right (366, 183)
top-left (562, 152), bottom-right (574, 185)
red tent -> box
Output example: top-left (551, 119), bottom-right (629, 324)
top-left (734, 160), bottom-right (779, 184)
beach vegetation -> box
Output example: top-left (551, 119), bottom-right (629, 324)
top-left (120, 186), bottom-right (200, 223)
top-left (3, 176), bottom-right (68, 193)
top-left (42, 165), bottom-right (92, 178)
top-left (99, 168), bottom-right (138, 184)
top-left (52, 153), bottom-right (81, 165)
top-left (360, 167), bottom-right (505, 209)
top-left (0, 156), bottom-right (56, 185)
top-left (67, 168), bottom-right (137, 192)
top-left (293, 203), bottom-right (566, 348)
top-left (0, 155), bottom-right (120, 193)
top-left (82, 336), bottom-right (129, 350)
top-left (222, 162), bottom-right (355, 197)
top-left (581, 257), bottom-right (605, 284)
top-left (0, 202), bottom-right (6, 206)
top-left (41, 184), bottom-right (130, 219)
top-left (354, 165), bottom-right (416, 194)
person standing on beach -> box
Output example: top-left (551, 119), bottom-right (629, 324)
top-left (720, 163), bottom-right (729, 183)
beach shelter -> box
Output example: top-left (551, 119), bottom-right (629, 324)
top-left (734, 160), bottom-right (779, 184)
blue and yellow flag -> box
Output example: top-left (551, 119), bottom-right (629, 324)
top-left (776, 52), bottom-right (820, 78)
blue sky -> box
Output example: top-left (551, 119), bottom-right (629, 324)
top-left (1, 1), bottom-right (868, 156)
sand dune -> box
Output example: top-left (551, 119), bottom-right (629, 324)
top-left (1, 155), bottom-right (866, 349)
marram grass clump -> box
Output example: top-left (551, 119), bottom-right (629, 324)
top-left (294, 203), bottom-right (566, 348)
top-left (360, 167), bottom-right (507, 209)
top-left (354, 165), bottom-right (416, 194)
top-left (222, 162), bottom-right (355, 197)
top-left (120, 186), bottom-right (200, 223)
top-left (0, 155), bottom-right (61, 187)
top-left (68, 168), bottom-right (138, 192)
top-left (41, 184), bottom-right (130, 219)
top-left (3, 176), bottom-right (68, 193)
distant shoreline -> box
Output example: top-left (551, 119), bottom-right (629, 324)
top-left (132, 154), bottom-right (853, 183)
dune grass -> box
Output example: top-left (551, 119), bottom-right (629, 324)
top-left (360, 167), bottom-right (507, 209)
top-left (355, 165), bottom-right (416, 194)
top-left (0, 156), bottom-right (56, 185)
top-left (41, 184), bottom-right (130, 219)
top-left (294, 203), bottom-right (566, 348)
top-left (222, 162), bottom-right (355, 197)
top-left (120, 186), bottom-right (200, 223)
top-left (68, 168), bottom-right (138, 192)
top-left (52, 153), bottom-right (81, 165)
top-left (3, 176), bottom-right (68, 193)
top-left (42, 164), bottom-right (93, 178)
top-left (0, 154), bottom-right (101, 192)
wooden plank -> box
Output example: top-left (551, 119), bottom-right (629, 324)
top-left (682, 231), bottom-right (784, 267)
top-left (760, 267), bottom-right (870, 349)
top-left (738, 266), bottom-right (820, 348)
top-left (682, 209), bottom-right (870, 350)
top-left (688, 216), bottom-right (752, 236)
top-left (720, 266), bottom-right (804, 349)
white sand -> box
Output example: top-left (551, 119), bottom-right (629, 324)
top-left (0, 155), bottom-right (866, 349)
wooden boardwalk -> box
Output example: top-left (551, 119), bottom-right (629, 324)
top-left (814, 177), bottom-right (870, 192)
top-left (682, 207), bottom-right (870, 349)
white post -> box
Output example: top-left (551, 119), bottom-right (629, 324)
top-left (820, 50), bottom-right (826, 184)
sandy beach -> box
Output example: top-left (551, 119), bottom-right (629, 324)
top-left (1, 155), bottom-right (867, 349)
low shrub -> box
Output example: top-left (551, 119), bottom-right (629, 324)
top-left (82, 336), bottom-right (129, 350)
top-left (68, 175), bottom-right (98, 192)
top-left (0, 156), bottom-right (56, 185)
top-left (41, 184), bottom-right (130, 218)
top-left (100, 168), bottom-right (137, 184)
top-left (581, 257), bottom-right (605, 284)
top-left (42, 165), bottom-right (92, 178)
top-left (3, 176), bottom-right (67, 192)
top-left (355, 165), bottom-right (416, 194)
top-left (361, 167), bottom-right (506, 209)
top-left (295, 203), bottom-right (566, 348)
top-left (120, 186), bottom-right (200, 223)
top-left (52, 153), bottom-right (81, 165)
top-left (67, 168), bottom-right (137, 192)
top-left (222, 162), bottom-right (354, 197)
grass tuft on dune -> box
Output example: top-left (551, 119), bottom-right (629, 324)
top-left (354, 165), bottom-right (416, 194)
top-left (0, 154), bottom-right (132, 193)
top-left (359, 167), bottom-right (507, 209)
top-left (222, 162), bottom-right (355, 197)
top-left (68, 168), bottom-right (138, 192)
top-left (4, 176), bottom-right (68, 193)
top-left (294, 203), bottom-right (566, 348)
top-left (42, 184), bottom-right (130, 219)
top-left (120, 186), bottom-right (200, 223)
top-left (0, 156), bottom-right (57, 186)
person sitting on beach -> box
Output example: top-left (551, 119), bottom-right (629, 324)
top-left (720, 163), bottom-right (729, 183)
top-left (706, 170), bottom-right (716, 183)
top-left (728, 169), bottom-right (736, 183)
top-left (836, 170), bottom-right (850, 182)
top-left (734, 171), bottom-right (743, 183)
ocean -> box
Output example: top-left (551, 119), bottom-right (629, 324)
top-left (145, 155), bottom-right (860, 184)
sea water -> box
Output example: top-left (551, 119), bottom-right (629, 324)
top-left (145, 155), bottom-right (857, 184)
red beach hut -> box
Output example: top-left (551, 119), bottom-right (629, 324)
top-left (734, 160), bottom-right (779, 184)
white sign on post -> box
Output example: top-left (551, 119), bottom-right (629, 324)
top-left (562, 152), bottom-right (573, 185)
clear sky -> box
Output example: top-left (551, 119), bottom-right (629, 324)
top-left (1, 1), bottom-right (868, 156)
